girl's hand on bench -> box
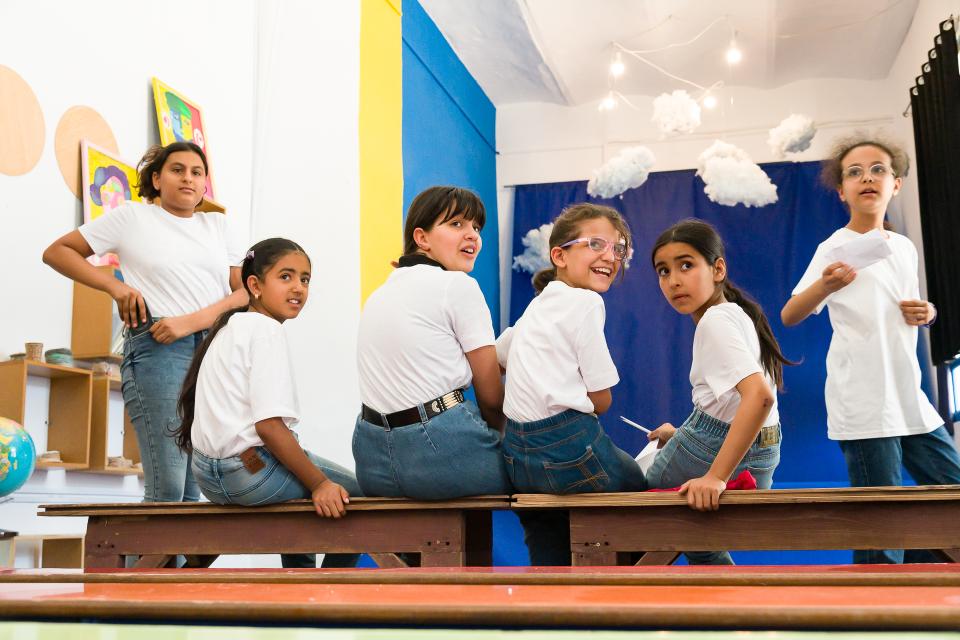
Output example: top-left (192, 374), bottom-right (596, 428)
top-left (679, 474), bottom-right (726, 511)
top-left (311, 480), bottom-right (350, 518)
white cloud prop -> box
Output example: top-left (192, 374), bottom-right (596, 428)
top-left (512, 222), bottom-right (554, 274)
top-left (651, 90), bottom-right (701, 135)
top-left (767, 114), bottom-right (816, 158)
top-left (586, 146), bottom-right (656, 199)
top-left (696, 140), bottom-right (778, 207)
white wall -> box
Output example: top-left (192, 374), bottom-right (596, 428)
top-left (0, 0), bottom-right (363, 565)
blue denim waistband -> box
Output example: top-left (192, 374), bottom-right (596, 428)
top-left (507, 408), bottom-right (593, 434)
top-left (685, 407), bottom-right (780, 446)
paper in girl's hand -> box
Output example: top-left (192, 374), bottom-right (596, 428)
top-left (634, 440), bottom-right (660, 474)
top-left (823, 229), bottom-right (892, 271)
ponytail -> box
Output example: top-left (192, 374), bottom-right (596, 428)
top-left (174, 306), bottom-right (247, 452)
top-left (532, 266), bottom-right (557, 294)
top-left (721, 281), bottom-right (796, 390)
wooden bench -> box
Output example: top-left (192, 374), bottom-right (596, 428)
top-left (513, 485), bottom-right (960, 565)
top-left (39, 496), bottom-right (510, 569)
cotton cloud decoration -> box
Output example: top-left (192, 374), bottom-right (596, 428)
top-left (696, 140), bottom-right (778, 207)
top-left (586, 146), bottom-right (656, 199)
top-left (767, 114), bottom-right (816, 158)
top-left (651, 90), bottom-right (702, 135)
top-left (512, 222), bottom-right (554, 274)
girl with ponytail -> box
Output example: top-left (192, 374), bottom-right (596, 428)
top-left (649, 219), bottom-right (791, 563)
top-left (176, 238), bottom-right (361, 569)
top-left (497, 203), bottom-right (646, 566)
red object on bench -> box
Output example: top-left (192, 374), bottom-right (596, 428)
top-left (648, 469), bottom-right (757, 492)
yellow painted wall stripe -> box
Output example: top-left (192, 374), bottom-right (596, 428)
top-left (359, 0), bottom-right (403, 305)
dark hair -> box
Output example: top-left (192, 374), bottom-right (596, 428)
top-left (650, 218), bottom-right (795, 389)
top-left (820, 132), bottom-right (910, 189)
top-left (136, 141), bottom-right (208, 202)
top-left (174, 237), bottom-right (310, 452)
top-left (402, 186), bottom-right (486, 257)
top-left (532, 203), bottom-right (632, 293)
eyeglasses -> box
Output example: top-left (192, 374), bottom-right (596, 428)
top-left (559, 237), bottom-right (628, 261)
top-left (841, 163), bottom-right (894, 181)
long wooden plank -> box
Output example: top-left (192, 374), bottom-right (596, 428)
top-left (40, 495), bottom-right (512, 517)
top-left (1, 582), bottom-right (959, 629)
top-left (513, 485), bottom-right (960, 508)
top-left (6, 566), bottom-right (960, 586)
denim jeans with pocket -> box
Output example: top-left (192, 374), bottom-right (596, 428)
top-left (122, 320), bottom-right (205, 503)
top-left (839, 425), bottom-right (960, 564)
top-left (644, 407), bottom-right (781, 565)
top-left (352, 400), bottom-right (512, 499)
top-left (192, 444), bottom-right (363, 568)
top-left (502, 409), bottom-right (648, 566)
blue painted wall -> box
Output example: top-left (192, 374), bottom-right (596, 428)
top-left (401, 0), bottom-right (500, 323)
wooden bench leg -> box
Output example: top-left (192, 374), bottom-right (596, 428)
top-left (369, 553), bottom-right (409, 568)
top-left (134, 554), bottom-right (176, 568)
top-left (572, 549), bottom-right (618, 566)
top-left (83, 519), bottom-right (124, 569)
top-left (932, 548), bottom-right (960, 563)
top-left (635, 551), bottom-right (680, 566)
top-left (184, 554), bottom-right (219, 568)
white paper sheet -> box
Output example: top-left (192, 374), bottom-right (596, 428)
top-left (823, 228), bottom-right (891, 271)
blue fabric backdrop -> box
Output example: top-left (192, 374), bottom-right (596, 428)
top-left (511, 161), bottom-right (858, 488)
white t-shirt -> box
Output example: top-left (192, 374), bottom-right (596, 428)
top-left (497, 280), bottom-right (620, 423)
top-left (357, 264), bottom-right (496, 413)
top-left (793, 227), bottom-right (942, 440)
top-left (79, 201), bottom-right (244, 318)
top-left (690, 303), bottom-right (780, 427)
top-left (191, 313), bottom-right (300, 458)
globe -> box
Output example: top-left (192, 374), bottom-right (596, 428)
top-left (0, 416), bottom-right (35, 498)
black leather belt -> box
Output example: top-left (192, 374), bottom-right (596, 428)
top-left (361, 389), bottom-right (465, 429)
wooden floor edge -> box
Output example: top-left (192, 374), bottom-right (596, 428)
top-left (1, 599), bottom-right (958, 630)
top-left (3, 572), bottom-right (960, 587)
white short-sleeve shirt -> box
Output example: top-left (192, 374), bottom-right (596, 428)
top-left (792, 227), bottom-right (942, 440)
top-left (690, 303), bottom-right (780, 426)
top-left (191, 313), bottom-right (300, 458)
top-left (357, 264), bottom-right (496, 413)
top-left (497, 280), bottom-right (620, 423)
top-left (78, 201), bottom-right (245, 317)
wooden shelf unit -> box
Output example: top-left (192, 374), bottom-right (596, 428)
top-left (0, 360), bottom-right (92, 469)
top-left (71, 265), bottom-right (122, 362)
top-left (84, 375), bottom-right (141, 476)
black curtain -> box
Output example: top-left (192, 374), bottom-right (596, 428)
top-left (910, 18), bottom-right (960, 363)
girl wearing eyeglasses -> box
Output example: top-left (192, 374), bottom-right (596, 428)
top-left (496, 203), bottom-right (646, 566)
top-left (781, 135), bottom-right (960, 564)
top-left (649, 218), bottom-right (791, 564)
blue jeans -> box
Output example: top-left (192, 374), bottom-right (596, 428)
top-left (839, 425), bottom-right (960, 564)
top-left (352, 400), bottom-right (512, 499)
top-left (193, 445), bottom-right (363, 568)
top-left (122, 320), bottom-right (205, 503)
top-left (502, 409), bottom-right (648, 566)
top-left (645, 408), bottom-right (781, 565)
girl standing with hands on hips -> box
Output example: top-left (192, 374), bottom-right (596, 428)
top-left (43, 142), bottom-right (247, 506)
top-left (353, 186), bottom-right (511, 500)
top-left (175, 238), bottom-right (361, 568)
top-left (649, 219), bottom-right (789, 564)
top-left (781, 134), bottom-right (960, 564)
top-left (497, 203), bottom-right (646, 566)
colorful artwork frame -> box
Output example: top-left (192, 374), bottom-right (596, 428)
top-left (151, 77), bottom-right (215, 200)
top-left (81, 140), bottom-right (141, 225)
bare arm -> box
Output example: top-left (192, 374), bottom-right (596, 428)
top-left (148, 267), bottom-right (248, 343)
top-left (679, 373), bottom-right (774, 511)
top-left (781, 261), bottom-right (855, 326)
top-left (255, 417), bottom-right (348, 518)
top-left (465, 345), bottom-right (506, 432)
top-left (43, 229), bottom-right (147, 328)
top-left (586, 388), bottom-right (612, 415)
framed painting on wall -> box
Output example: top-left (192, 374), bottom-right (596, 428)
top-left (81, 140), bottom-right (143, 267)
top-left (151, 77), bottom-right (216, 201)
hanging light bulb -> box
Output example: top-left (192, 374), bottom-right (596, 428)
top-left (703, 94), bottom-right (718, 109)
top-left (598, 91), bottom-right (618, 111)
top-left (610, 52), bottom-right (625, 78)
top-left (725, 31), bottom-right (743, 65)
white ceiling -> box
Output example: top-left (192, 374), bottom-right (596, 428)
top-left (419, 0), bottom-right (919, 106)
